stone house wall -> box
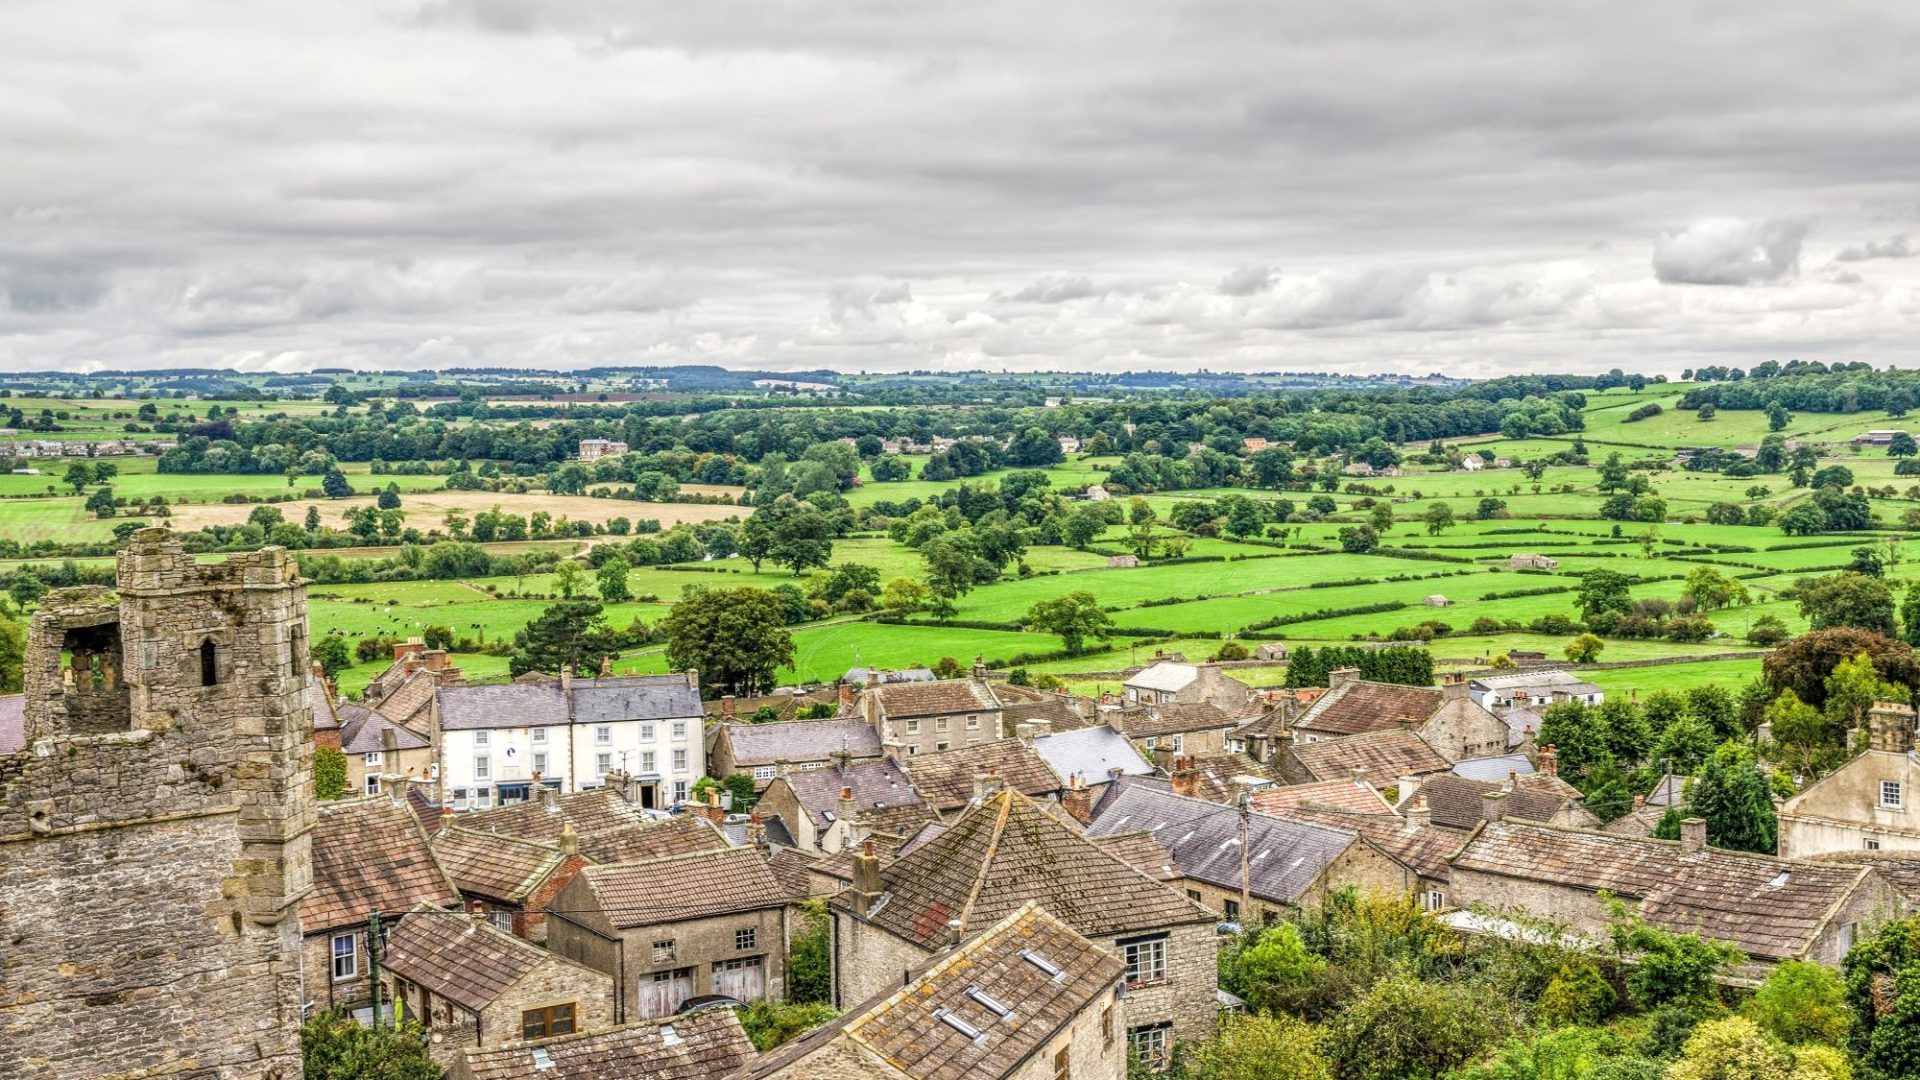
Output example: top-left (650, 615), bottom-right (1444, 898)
top-left (395, 954), bottom-right (615, 1071)
top-left (551, 902), bottom-right (789, 1019)
top-left (343, 745), bottom-right (434, 800)
top-left (0, 533), bottom-right (312, 1080)
top-left (513, 852), bottom-right (590, 943)
top-left (305, 923), bottom-right (374, 1014)
top-left (1780, 751), bottom-right (1920, 859)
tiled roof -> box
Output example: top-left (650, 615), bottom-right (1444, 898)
top-left (1091, 830), bottom-right (1181, 882)
top-left (861, 802), bottom-right (946, 840)
top-left (300, 796), bottom-right (460, 934)
top-left (1126, 662), bottom-right (1200, 693)
top-left (374, 669), bottom-right (440, 728)
top-left (1293, 681), bottom-right (1443, 737)
top-left (1451, 822), bottom-right (1874, 960)
top-left (1031, 725), bottom-right (1154, 788)
top-left (852, 788), bottom-right (1213, 948)
top-left (766, 847), bottom-right (821, 902)
top-left (1181, 752), bottom-right (1286, 804)
top-left (1261, 804), bottom-right (1463, 881)
top-left (704, 691), bottom-right (838, 723)
top-left (1809, 851), bottom-right (1920, 905)
top-left (736, 903), bottom-right (1123, 1080)
top-left (1251, 779), bottom-right (1395, 817)
top-left (460, 1010), bottom-right (754, 1080)
top-left (570, 676), bottom-right (702, 724)
top-left (719, 716), bottom-right (882, 766)
top-left (1600, 803), bottom-right (1668, 837)
top-left (781, 759), bottom-right (921, 829)
top-left (0, 694), bottom-right (22, 754)
top-left (1289, 729), bottom-right (1452, 784)
top-left (1086, 781), bottom-right (1361, 905)
top-left (575, 816), bottom-right (732, 865)
top-left (382, 905), bottom-right (570, 1012)
top-left (1412, 775), bottom-right (1585, 830)
top-left (578, 848), bottom-right (790, 928)
top-left (339, 707), bottom-right (430, 755)
top-left (845, 667), bottom-right (936, 685)
top-left (869, 678), bottom-right (1000, 719)
top-left (1125, 702), bottom-right (1233, 738)
top-left (457, 789), bottom-right (656, 842)
top-left (431, 828), bottom-right (567, 903)
top-left (1647, 773), bottom-right (1686, 807)
top-left (905, 739), bottom-right (1062, 810)
top-left (1500, 708), bottom-right (1543, 748)
top-left (1000, 697), bottom-right (1097, 734)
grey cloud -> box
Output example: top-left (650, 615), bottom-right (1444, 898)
top-left (1218, 265), bottom-right (1277, 296)
top-left (1002, 276), bottom-right (1099, 303)
top-left (1652, 218), bottom-right (1810, 286)
top-left (6, 2), bottom-right (1920, 373)
top-left (1836, 234), bottom-right (1913, 261)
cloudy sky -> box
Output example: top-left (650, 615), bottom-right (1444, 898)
top-left (5, 1), bottom-right (1920, 376)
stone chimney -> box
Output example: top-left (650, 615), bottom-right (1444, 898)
top-left (851, 838), bottom-right (884, 916)
top-left (393, 638), bottom-right (425, 663)
top-left (1016, 719), bottom-right (1051, 745)
top-left (1680, 817), bottom-right (1707, 853)
top-left (1396, 774), bottom-right (1420, 803)
top-left (1403, 800), bottom-right (1432, 828)
top-left (1538, 743), bottom-right (1558, 777)
top-left (721, 694), bottom-right (737, 719)
top-left (533, 774), bottom-right (556, 807)
top-left (425, 649), bottom-right (451, 673)
top-left (839, 683), bottom-right (857, 710)
top-left (1440, 671), bottom-right (1469, 702)
top-left (1151, 744), bottom-right (1176, 772)
top-left (1480, 790), bottom-right (1509, 824)
top-left (1868, 701), bottom-right (1917, 754)
top-left (1062, 775), bottom-right (1092, 824)
top-left (684, 668), bottom-right (700, 692)
top-left (972, 773), bottom-right (1003, 802)
top-left (747, 812), bottom-right (766, 848)
top-left (1328, 667), bottom-right (1360, 690)
top-left (438, 805), bottom-right (456, 834)
top-left (1395, 712), bottom-right (1419, 731)
top-left (557, 822), bottom-right (579, 857)
top-left (972, 655), bottom-right (986, 681)
top-left (382, 773), bottom-right (407, 804)
top-left (559, 667), bottom-right (573, 695)
top-left (1171, 756), bottom-right (1200, 799)
top-left (837, 785), bottom-right (858, 824)
top-left (830, 748), bottom-right (855, 776)
top-left (598, 654), bottom-right (612, 679)
top-left (698, 787), bottom-right (726, 823)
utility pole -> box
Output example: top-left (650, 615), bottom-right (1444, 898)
top-left (367, 910), bottom-right (383, 1030)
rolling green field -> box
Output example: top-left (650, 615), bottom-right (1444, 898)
top-left (14, 381), bottom-right (1918, 701)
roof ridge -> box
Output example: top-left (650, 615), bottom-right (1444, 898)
top-left (441, 825), bottom-right (565, 853)
top-left (586, 843), bottom-right (753, 874)
top-left (954, 789), bottom-right (1017, 936)
top-left (843, 901), bottom-right (1048, 1042)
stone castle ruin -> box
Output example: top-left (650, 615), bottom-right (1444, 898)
top-left (0, 530), bottom-right (313, 1080)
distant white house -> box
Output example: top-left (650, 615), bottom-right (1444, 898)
top-left (1468, 670), bottom-right (1604, 711)
top-left (1085, 484), bottom-right (1111, 501)
top-left (1509, 553), bottom-right (1559, 570)
top-left (1460, 456), bottom-right (1485, 471)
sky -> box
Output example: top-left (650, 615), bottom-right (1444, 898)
top-left (4, 2), bottom-right (1920, 377)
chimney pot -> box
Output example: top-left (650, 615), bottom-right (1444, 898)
top-left (1480, 790), bottom-right (1510, 824)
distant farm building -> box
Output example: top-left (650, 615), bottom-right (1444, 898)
top-left (1509, 553), bottom-right (1560, 570)
top-left (578, 438), bottom-right (628, 461)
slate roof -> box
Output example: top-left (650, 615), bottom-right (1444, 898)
top-left (869, 678), bottom-right (1000, 719)
top-left (1000, 696), bottom-right (1097, 734)
top-left (1261, 804), bottom-right (1463, 881)
top-left (300, 796), bottom-right (460, 934)
top-left (848, 788), bottom-right (1212, 948)
top-left (459, 1009), bottom-right (755, 1080)
top-left (1293, 680), bottom-right (1445, 737)
top-left (905, 738), bottom-right (1063, 810)
top-left (382, 905), bottom-right (579, 1012)
top-left (1251, 779), bottom-right (1395, 817)
top-left (1451, 753), bottom-right (1537, 781)
top-left (1411, 774), bottom-right (1587, 830)
top-left (782, 759), bottom-right (921, 829)
top-left (1450, 822), bottom-right (1876, 960)
top-left (1126, 662), bottom-right (1200, 693)
top-left (705, 690), bottom-right (838, 724)
top-left (1289, 728), bottom-right (1453, 783)
top-left (575, 815), bottom-right (733, 865)
top-left (1499, 707), bottom-right (1543, 748)
top-left (1086, 780), bottom-right (1362, 906)
top-left (431, 828), bottom-right (568, 903)
top-left (719, 716), bottom-right (882, 766)
top-left (1809, 851), bottom-right (1920, 905)
top-left (1124, 702), bottom-right (1234, 739)
top-left (0, 694), bottom-right (23, 754)
top-left (373, 669), bottom-right (440, 728)
top-left (1031, 725), bottom-right (1155, 788)
top-left (736, 903), bottom-right (1124, 1080)
top-left (1647, 773), bottom-right (1687, 807)
top-left (844, 667), bottom-right (935, 686)
top-left (577, 848), bottom-right (790, 928)
top-left (570, 676), bottom-right (702, 724)
top-left (457, 789), bottom-right (656, 842)
top-left (438, 683), bottom-right (570, 731)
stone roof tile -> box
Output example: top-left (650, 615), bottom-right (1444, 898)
top-left (300, 796), bottom-right (460, 933)
top-left (580, 848), bottom-right (790, 928)
top-left (460, 1010), bottom-right (754, 1080)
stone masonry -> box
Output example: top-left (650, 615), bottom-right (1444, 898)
top-left (0, 530), bottom-right (314, 1080)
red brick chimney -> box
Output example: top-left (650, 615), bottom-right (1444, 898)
top-left (721, 695), bottom-right (737, 719)
top-left (1062, 774), bottom-right (1092, 824)
top-left (393, 638), bottom-right (425, 663)
top-left (698, 787), bottom-right (726, 823)
top-left (1539, 743), bottom-right (1558, 777)
top-left (1171, 756), bottom-right (1200, 799)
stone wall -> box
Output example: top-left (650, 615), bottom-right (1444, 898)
top-left (397, 954), bottom-right (615, 1071)
top-left (1105, 921), bottom-right (1218, 1050)
top-left (0, 531), bottom-right (312, 1080)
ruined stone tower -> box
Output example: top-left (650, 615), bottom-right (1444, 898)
top-left (0, 530), bottom-right (314, 1080)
